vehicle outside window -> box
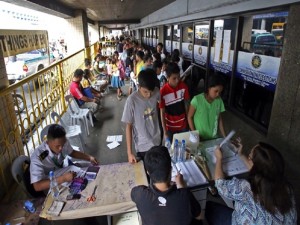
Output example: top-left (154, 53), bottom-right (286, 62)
top-left (5, 49), bottom-right (51, 84)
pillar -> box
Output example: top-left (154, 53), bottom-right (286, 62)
top-left (268, 3), bottom-right (300, 210)
top-left (0, 50), bottom-right (24, 199)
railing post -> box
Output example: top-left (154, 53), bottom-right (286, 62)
top-left (85, 46), bottom-right (91, 61)
top-left (58, 63), bottom-right (67, 112)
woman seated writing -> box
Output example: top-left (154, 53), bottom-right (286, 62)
top-left (206, 141), bottom-right (297, 225)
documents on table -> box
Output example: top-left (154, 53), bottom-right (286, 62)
top-left (47, 200), bottom-right (65, 216)
top-left (171, 159), bottom-right (208, 188)
top-left (113, 211), bottom-right (140, 225)
top-left (205, 143), bottom-right (248, 177)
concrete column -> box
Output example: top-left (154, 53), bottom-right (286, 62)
top-left (65, 10), bottom-right (90, 55)
top-left (268, 3), bottom-right (300, 208)
top-left (241, 16), bottom-right (253, 49)
top-left (0, 50), bottom-right (24, 198)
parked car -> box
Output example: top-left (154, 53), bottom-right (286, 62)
top-left (250, 33), bottom-right (280, 56)
top-left (5, 49), bottom-right (50, 85)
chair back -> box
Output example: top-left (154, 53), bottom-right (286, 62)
top-left (51, 111), bottom-right (67, 127)
top-left (65, 94), bottom-right (80, 114)
top-left (40, 124), bottom-right (53, 143)
top-left (11, 155), bottom-right (45, 198)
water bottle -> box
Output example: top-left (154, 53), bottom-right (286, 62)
top-left (49, 171), bottom-right (59, 199)
top-left (173, 139), bottom-right (179, 163)
top-left (178, 140), bottom-right (186, 162)
top-left (24, 200), bottom-right (35, 213)
top-left (164, 137), bottom-right (171, 154)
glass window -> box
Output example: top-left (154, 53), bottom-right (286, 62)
top-left (210, 18), bottom-right (237, 104)
top-left (194, 22), bottom-right (210, 67)
top-left (164, 25), bottom-right (172, 53)
top-left (182, 24), bottom-right (193, 60)
top-left (172, 24), bottom-right (180, 52)
top-left (234, 11), bottom-right (288, 128)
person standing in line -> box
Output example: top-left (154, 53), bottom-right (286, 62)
top-left (111, 51), bottom-right (126, 100)
top-left (160, 62), bottom-right (190, 142)
top-left (205, 141), bottom-right (297, 225)
top-left (187, 75), bottom-right (226, 140)
top-left (121, 69), bottom-right (161, 163)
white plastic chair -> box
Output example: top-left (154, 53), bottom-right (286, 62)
top-left (11, 155), bottom-right (32, 197)
top-left (51, 111), bottom-right (85, 151)
top-left (65, 95), bottom-right (94, 136)
top-left (11, 155), bottom-right (45, 198)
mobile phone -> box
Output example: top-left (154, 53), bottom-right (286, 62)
top-left (66, 194), bottom-right (81, 200)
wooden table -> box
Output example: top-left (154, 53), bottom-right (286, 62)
top-left (40, 161), bottom-right (148, 220)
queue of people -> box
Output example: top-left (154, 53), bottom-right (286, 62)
top-left (27, 38), bottom-right (297, 225)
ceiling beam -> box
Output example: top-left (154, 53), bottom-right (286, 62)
top-left (22, 0), bottom-right (74, 18)
top-left (99, 19), bottom-right (140, 25)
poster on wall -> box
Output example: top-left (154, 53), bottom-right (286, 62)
top-left (165, 40), bottom-right (171, 53)
top-left (222, 30), bottom-right (231, 63)
top-left (182, 42), bottom-right (193, 59)
top-left (194, 45), bottom-right (208, 66)
top-left (172, 41), bottom-right (180, 52)
top-left (236, 51), bottom-right (280, 91)
top-left (214, 30), bottom-right (223, 62)
top-left (210, 47), bottom-right (233, 75)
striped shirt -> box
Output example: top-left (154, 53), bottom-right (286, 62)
top-left (159, 81), bottom-right (190, 131)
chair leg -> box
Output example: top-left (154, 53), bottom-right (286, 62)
top-left (78, 134), bottom-right (85, 152)
top-left (84, 116), bottom-right (90, 136)
top-left (89, 111), bottom-right (94, 127)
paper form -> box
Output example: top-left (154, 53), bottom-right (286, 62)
top-left (171, 160), bottom-right (208, 187)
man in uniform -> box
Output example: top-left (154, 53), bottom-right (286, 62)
top-left (30, 124), bottom-right (98, 192)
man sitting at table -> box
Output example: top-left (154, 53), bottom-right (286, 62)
top-left (30, 124), bottom-right (99, 192)
top-left (131, 146), bottom-right (202, 225)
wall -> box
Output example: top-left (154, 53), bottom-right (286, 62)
top-left (131, 0), bottom-right (300, 29)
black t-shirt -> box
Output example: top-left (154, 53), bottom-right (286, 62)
top-left (131, 184), bottom-right (201, 225)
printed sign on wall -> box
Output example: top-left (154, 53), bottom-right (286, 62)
top-left (236, 51), bottom-right (280, 91)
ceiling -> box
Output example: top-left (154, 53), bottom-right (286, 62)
top-left (2, 0), bottom-right (175, 29)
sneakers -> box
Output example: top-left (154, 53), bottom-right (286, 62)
top-left (117, 96), bottom-right (122, 101)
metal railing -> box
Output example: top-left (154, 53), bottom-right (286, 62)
top-left (0, 42), bottom-right (98, 198)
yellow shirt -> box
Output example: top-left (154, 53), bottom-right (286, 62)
top-left (81, 78), bottom-right (90, 88)
top-left (136, 61), bottom-right (144, 77)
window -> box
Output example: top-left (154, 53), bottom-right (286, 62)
top-left (234, 11), bottom-right (288, 128)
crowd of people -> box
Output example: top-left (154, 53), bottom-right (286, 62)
top-left (28, 36), bottom-right (297, 225)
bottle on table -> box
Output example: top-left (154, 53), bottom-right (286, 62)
top-left (165, 137), bottom-right (171, 155)
top-left (173, 139), bottom-right (179, 163)
top-left (49, 171), bottom-right (60, 199)
top-left (178, 139), bottom-right (186, 162)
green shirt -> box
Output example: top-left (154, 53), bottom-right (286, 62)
top-left (191, 93), bottom-right (225, 140)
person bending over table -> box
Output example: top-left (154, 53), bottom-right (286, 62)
top-left (205, 141), bottom-right (297, 225)
top-left (30, 124), bottom-right (98, 192)
top-left (131, 146), bottom-right (202, 225)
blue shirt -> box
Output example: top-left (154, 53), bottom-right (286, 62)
top-left (215, 177), bottom-right (297, 225)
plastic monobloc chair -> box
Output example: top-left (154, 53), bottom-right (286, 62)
top-left (50, 111), bottom-right (85, 151)
top-left (65, 94), bottom-right (94, 136)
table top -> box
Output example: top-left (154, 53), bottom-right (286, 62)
top-left (40, 161), bottom-right (148, 220)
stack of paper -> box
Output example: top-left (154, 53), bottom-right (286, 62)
top-left (171, 159), bottom-right (208, 188)
top-left (205, 143), bottom-right (248, 177)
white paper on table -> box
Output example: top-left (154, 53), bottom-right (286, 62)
top-left (106, 135), bottom-right (123, 142)
top-left (171, 160), bottom-right (208, 188)
top-left (205, 145), bottom-right (248, 177)
top-left (107, 141), bottom-right (120, 149)
top-left (54, 165), bottom-right (87, 178)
